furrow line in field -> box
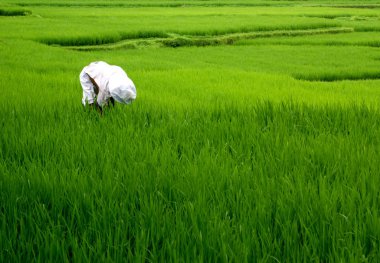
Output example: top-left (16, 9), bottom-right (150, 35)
top-left (39, 23), bottom-right (341, 47)
top-left (64, 27), bottom-right (354, 51)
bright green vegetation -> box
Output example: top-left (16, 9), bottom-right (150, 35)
top-left (1, 0), bottom-right (380, 262)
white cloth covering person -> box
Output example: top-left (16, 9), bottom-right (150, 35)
top-left (79, 61), bottom-right (137, 107)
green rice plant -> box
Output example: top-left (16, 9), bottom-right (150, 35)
top-left (9, 0), bottom-right (286, 8)
top-left (1, 1), bottom-right (380, 261)
top-left (39, 23), bottom-right (344, 47)
top-left (1, 5), bottom-right (346, 41)
top-left (49, 27), bottom-right (352, 50)
top-left (1, 101), bottom-right (380, 262)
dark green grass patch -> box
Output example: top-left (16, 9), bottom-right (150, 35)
top-left (235, 31), bottom-right (380, 48)
top-left (332, 4), bottom-right (380, 9)
top-left (302, 14), bottom-right (379, 20)
top-left (39, 31), bottom-right (169, 47)
top-left (0, 8), bottom-right (30, 16)
top-left (294, 71), bottom-right (380, 81)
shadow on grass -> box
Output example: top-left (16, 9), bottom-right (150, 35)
top-left (294, 71), bottom-right (380, 82)
top-left (0, 8), bottom-right (31, 16)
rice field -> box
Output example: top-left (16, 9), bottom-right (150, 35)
top-left (1, 0), bottom-right (380, 262)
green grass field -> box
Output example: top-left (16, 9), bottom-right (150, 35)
top-left (1, 0), bottom-right (380, 261)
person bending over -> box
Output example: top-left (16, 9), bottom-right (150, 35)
top-left (79, 61), bottom-right (137, 113)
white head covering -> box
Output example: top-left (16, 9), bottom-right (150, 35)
top-left (108, 66), bottom-right (137, 104)
top-left (110, 83), bottom-right (137, 104)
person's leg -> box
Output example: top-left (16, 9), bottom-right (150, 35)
top-left (79, 67), bottom-right (95, 106)
top-left (110, 97), bottom-right (115, 107)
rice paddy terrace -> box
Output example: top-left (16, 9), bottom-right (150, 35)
top-left (1, 0), bottom-right (380, 261)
